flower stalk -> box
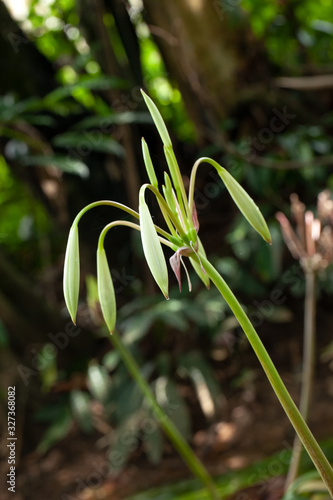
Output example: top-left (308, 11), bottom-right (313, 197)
top-left (63, 91), bottom-right (333, 498)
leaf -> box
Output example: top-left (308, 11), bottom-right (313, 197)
top-left (0, 97), bottom-right (41, 122)
top-left (70, 390), bottom-right (93, 433)
top-left (141, 90), bottom-right (172, 147)
top-left (122, 312), bottom-right (155, 344)
top-left (37, 407), bottom-right (72, 454)
top-left (52, 132), bottom-right (124, 157)
top-left (87, 363), bottom-right (112, 403)
top-left (74, 111), bottom-right (152, 130)
top-left (142, 138), bottom-right (158, 188)
top-left (108, 412), bottom-right (143, 475)
top-left (139, 195), bottom-right (169, 299)
top-left (102, 350), bottom-right (120, 371)
top-left (179, 351), bottom-right (222, 420)
top-left (63, 224), bottom-right (80, 324)
top-left (43, 76), bottom-right (126, 105)
top-left (22, 155), bottom-right (89, 178)
top-left (154, 376), bottom-right (191, 441)
top-left (23, 115), bottom-right (56, 127)
top-left (143, 423), bottom-right (163, 465)
top-left (113, 378), bottom-right (144, 423)
top-left (97, 247), bottom-right (117, 333)
top-left (217, 165), bottom-right (271, 243)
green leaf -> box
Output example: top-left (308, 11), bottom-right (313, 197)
top-left (70, 390), bottom-right (93, 433)
top-left (63, 224), bottom-right (80, 324)
top-left (162, 172), bottom-right (177, 217)
top-left (154, 376), bottom-right (191, 441)
top-left (74, 111), bottom-right (152, 130)
top-left (141, 90), bottom-right (172, 147)
top-left (52, 132), bottom-right (124, 157)
top-left (22, 155), bottom-right (89, 178)
top-left (218, 165), bottom-right (271, 243)
top-left (142, 138), bottom-right (158, 188)
top-left (139, 194), bottom-right (169, 299)
top-left (144, 423), bottom-right (163, 465)
top-left (179, 351), bottom-right (222, 420)
top-left (122, 312), bottom-right (155, 344)
top-left (43, 76), bottom-right (126, 105)
top-left (97, 247), bottom-right (117, 333)
top-left (109, 412), bottom-right (142, 474)
top-left (87, 363), bottom-right (112, 403)
top-left (37, 407), bottom-right (72, 454)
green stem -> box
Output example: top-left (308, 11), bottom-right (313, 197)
top-left (285, 270), bottom-right (317, 491)
top-left (110, 331), bottom-right (220, 500)
top-left (201, 256), bottom-right (333, 496)
top-left (73, 199), bottom-right (174, 243)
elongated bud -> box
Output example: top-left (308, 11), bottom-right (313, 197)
top-left (142, 138), bottom-right (158, 188)
top-left (162, 172), bottom-right (177, 217)
top-left (141, 89), bottom-right (172, 148)
top-left (63, 224), bottom-right (80, 324)
top-left (139, 193), bottom-right (169, 299)
top-left (218, 167), bottom-right (272, 244)
top-left (97, 247), bottom-right (116, 333)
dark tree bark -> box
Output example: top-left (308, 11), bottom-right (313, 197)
top-left (0, 1), bottom-right (56, 97)
top-left (142, 0), bottom-right (270, 140)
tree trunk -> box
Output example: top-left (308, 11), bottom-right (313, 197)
top-left (142, 0), bottom-right (269, 140)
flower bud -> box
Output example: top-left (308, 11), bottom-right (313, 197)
top-left (63, 224), bottom-right (80, 324)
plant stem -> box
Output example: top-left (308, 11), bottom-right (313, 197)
top-left (110, 331), bottom-right (220, 500)
top-left (201, 256), bottom-right (333, 496)
top-left (285, 270), bottom-right (317, 491)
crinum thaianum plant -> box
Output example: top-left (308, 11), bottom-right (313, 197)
top-left (64, 90), bottom-right (333, 498)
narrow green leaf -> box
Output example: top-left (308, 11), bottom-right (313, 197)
top-left (139, 197), bottom-right (169, 299)
top-left (142, 138), bottom-right (158, 188)
top-left (22, 154), bottom-right (89, 178)
top-left (179, 351), bottom-right (222, 420)
top-left (154, 376), bottom-right (191, 440)
top-left (141, 90), bottom-right (172, 147)
top-left (162, 175), bottom-right (178, 219)
top-left (43, 76), bottom-right (126, 105)
top-left (218, 166), bottom-right (272, 243)
top-left (97, 247), bottom-right (117, 333)
top-left (70, 390), bottom-right (93, 434)
top-left (87, 364), bottom-right (112, 403)
top-left (63, 224), bottom-right (80, 324)
top-left (37, 407), bottom-right (72, 454)
top-left (52, 132), bottom-right (124, 157)
top-left (74, 111), bottom-right (152, 130)
top-left (144, 423), bottom-right (163, 465)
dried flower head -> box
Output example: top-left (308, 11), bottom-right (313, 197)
top-left (276, 190), bottom-right (333, 273)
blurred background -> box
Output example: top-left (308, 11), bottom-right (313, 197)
top-left (0, 0), bottom-right (333, 499)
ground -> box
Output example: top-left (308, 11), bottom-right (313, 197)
top-left (2, 302), bottom-right (333, 500)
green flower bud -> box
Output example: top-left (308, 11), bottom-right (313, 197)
top-left (97, 247), bottom-right (117, 333)
top-left (218, 166), bottom-right (272, 244)
top-left (141, 90), bottom-right (172, 148)
top-left (142, 138), bottom-right (158, 188)
top-left (63, 224), bottom-right (80, 324)
top-left (139, 191), bottom-right (169, 299)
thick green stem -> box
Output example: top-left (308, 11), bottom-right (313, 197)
top-left (110, 331), bottom-right (220, 500)
top-left (201, 257), bottom-right (333, 496)
top-left (285, 270), bottom-right (317, 491)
